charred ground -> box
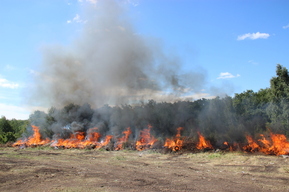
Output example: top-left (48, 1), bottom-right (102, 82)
top-left (1, 147), bottom-right (289, 192)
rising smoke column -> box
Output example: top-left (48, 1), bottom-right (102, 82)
top-left (31, 0), bottom-right (207, 109)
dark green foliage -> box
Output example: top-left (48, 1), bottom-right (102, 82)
top-left (266, 64), bottom-right (289, 133)
top-left (0, 116), bottom-right (28, 143)
top-left (0, 116), bottom-right (13, 133)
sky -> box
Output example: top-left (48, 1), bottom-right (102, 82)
top-left (0, 0), bottom-right (289, 120)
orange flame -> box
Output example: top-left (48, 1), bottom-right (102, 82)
top-left (96, 135), bottom-right (113, 149)
top-left (242, 133), bottom-right (289, 155)
top-left (258, 134), bottom-right (271, 148)
top-left (259, 133), bottom-right (289, 155)
top-left (115, 127), bottom-right (132, 150)
top-left (51, 127), bottom-right (112, 149)
top-left (243, 135), bottom-right (260, 152)
top-left (51, 131), bottom-right (88, 149)
top-left (135, 125), bottom-right (157, 151)
top-left (12, 125), bottom-right (50, 147)
top-left (12, 124), bottom-right (289, 156)
top-left (196, 132), bottom-right (213, 150)
top-left (164, 127), bottom-right (184, 151)
top-left (223, 141), bottom-right (239, 151)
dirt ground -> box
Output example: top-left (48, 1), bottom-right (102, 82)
top-left (0, 147), bottom-right (289, 192)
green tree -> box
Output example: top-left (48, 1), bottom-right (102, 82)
top-left (269, 64), bottom-right (289, 102)
top-left (266, 64), bottom-right (289, 134)
top-left (9, 119), bottom-right (29, 139)
top-left (0, 116), bottom-right (16, 143)
top-left (0, 116), bottom-right (14, 133)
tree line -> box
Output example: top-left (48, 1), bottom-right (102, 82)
top-left (0, 117), bottom-right (28, 144)
top-left (1, 64), bottom-right (289, 145)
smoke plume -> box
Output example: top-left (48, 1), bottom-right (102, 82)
top-left (31, 0), bottom-right (207, 108)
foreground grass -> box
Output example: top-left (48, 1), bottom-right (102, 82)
top-left (1, 146), bottom-right (289, 192)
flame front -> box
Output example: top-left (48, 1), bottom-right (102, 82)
top-left (12, 124), bottom-right (289, 156)
top-left (135, 125), bottom-right (157, 151)
top-left (164, 127), bottom-right (184, 151)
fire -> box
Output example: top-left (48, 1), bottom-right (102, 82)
top-left (87, 131), bottom-right (101, 142)
top-left (243, 135), bottom-right (260, 152)
top-left (12, 124), bottom-right (289, 156)
top-left (115, 127), bottom-right (132, 150)
top-left (52, 131), bottom-right (89, 149)
top-left (164, 127), bottom-right (184, 151)
top-left (223, 141), bottom-right (239, 151)
top-left (12, 125), bottom-right (50, 147)
top-left (196, 132), bottom-right (213, 150)
top-left (258, 134), bottom-right (271, 148)
top-left (97, 135), bottom-right (113, 149)
top-left (259, 133), bottom-right (289, 155)
top-left (135, 125), bottom-right (157, 151)
top-left (51, 128), bottom-right (113, 149)
top-left (242, 133), bottom-right (289, 155)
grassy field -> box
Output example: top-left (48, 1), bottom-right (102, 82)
top-left (1, 147), bottom-right (289, 191)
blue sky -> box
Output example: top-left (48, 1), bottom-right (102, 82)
top-left (0, 0), bottom-right (289, 119)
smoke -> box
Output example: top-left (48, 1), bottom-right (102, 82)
top-left (31, 0), bottom-right (207, 108)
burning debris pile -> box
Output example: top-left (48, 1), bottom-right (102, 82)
top-left (12, 102), bottom-right (289, 156)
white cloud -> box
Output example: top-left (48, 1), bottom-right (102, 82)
top-left (217, 72), bottom-right (240, 79)
top-left (283, 24), bottom-right (289, 29)
top-left (0, 78), bottom-right (19, 89)
top-left (237, 32), bottom-right (270, 40)
top-left (67, 14), bottom-right (87, 24)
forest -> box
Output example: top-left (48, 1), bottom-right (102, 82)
top-left (1, 64), bottom-right (289, 146)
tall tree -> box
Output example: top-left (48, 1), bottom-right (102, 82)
top-left (267, 64), bottom-right (289, 134)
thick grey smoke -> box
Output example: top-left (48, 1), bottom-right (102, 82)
top-left (32, 0), bottom-right (206, 108)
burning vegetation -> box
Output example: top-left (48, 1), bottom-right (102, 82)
top-left (10, 0), bottom-right (289, 157)
top-left (13, 121), bottom-right (289, 156)
top-left (11, 63), bottom-right (289, 156)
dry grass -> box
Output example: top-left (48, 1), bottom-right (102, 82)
top-left (0, 147), bottom-right (289, 191)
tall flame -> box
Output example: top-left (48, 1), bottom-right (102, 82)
top-left (196, 132), bottom-right (213, 150)
top-left (164, 127), bottom-right (184, 151)
top-left (12, 125), bottom-right (50, 147)
top-left (135, 125), bottom-right (157, 151)
top-left (115, 127), bottom-right (132, 150)
top-left (96, 135), bottom-right (113, 149)
top-left (243, 135), bottom-right (260, 152)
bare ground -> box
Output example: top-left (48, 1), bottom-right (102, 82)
top-left (0, 147), bottom-right (289, 192)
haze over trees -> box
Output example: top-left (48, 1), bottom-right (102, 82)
top-left (1, 64), bottom-right (289, 144)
